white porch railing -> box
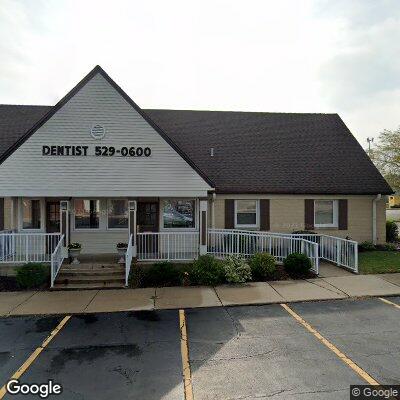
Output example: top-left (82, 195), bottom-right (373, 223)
top-left (137, 232), bottom-right (199, 261)
top-left (125, 234), bottom-right (134, 286)
top-left (208, 228), bottom-right (319, 273)
top-left (0, 233), bottom-right (62, 263)
top-left (50, 235), bottom-right (65, 287)
top-left (208, 229), bottom-right (358, 273)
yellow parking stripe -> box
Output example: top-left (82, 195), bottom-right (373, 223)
top-left (0, 315), bottom-right (71, 399)
top-left (281, 304), bottom-right (379, 386)
top-left (179, 310), bottom-right (194, 400)
top-left (379, 297), bottom-right (400, 310)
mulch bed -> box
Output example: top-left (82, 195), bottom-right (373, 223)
top-left (0, 276), bottom-right (21, 291)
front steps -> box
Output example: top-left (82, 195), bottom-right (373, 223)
top-left (53, 263), bottom-right (125, 290)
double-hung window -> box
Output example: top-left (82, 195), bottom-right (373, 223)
top-left (235, 200), bottom-right (259, 228)
top-left (22, 199), bottom-right (41, 230)
top-left (162, 199), bottom-right (195, 229)
top-left (314, 200), bottom-right (338, 228)
top-left (108, 199), bottom-right (128, 229)
top-left (74, 199), bottom-right (100, 229)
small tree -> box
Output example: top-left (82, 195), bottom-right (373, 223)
top-left (369, 128), bottom-right (400, 191)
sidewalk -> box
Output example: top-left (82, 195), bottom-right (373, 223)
top-left (1, 273), bottom-right (400, 316)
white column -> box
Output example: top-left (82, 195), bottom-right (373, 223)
top-left (128, 200), bottom-right (137, 257)
top-left (199, 200), bottom-right (208, 255)
top-left (60, 200), bottom-right (70, 249)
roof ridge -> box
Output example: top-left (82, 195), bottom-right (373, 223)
top-left (0, 104), bottom-right (52, 107)
top-left (144, 109), bottom-right (338, 115)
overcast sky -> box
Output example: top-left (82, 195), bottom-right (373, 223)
top-left (1, 0), bottom-right (399, 148)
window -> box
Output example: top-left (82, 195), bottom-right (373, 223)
top-left (74, 200), bottom-right (99, 229)
top-left (22, 199), bottom-right (41, 229)
top-left (314, 200), bottom-right (338, 228)
top-left (108, 200), bottom-right (128, 229)
top-left (235, 200), bottom-right (259, 228)
top-left (162, 199), bottom-right (195, 229)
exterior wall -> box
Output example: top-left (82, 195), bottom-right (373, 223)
top-left (212, 194), bottom-right (386, 244)
top-left (3, 198), bottom-right (12, 229)
top-left (0, 72), bottom-right (211, 197)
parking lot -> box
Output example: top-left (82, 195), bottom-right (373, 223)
top-left (0, 297), bottom-right (399, 399)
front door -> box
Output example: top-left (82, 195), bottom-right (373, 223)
top-left (137, 202), bottom-right (159, 256)
top-left (46, 201), bottom-right (60, 254)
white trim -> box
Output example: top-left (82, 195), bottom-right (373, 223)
top-left (234, 199), bottom-right (259, 229)
top-left (159, 198), bottom-right (198, 232)
top-left (106, 199), bottom-right (129, 230)
top-left (314, 199), bottom-right (338, 228)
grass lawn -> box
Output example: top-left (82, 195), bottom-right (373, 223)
top-left (359, 251), bottom-right (400, 274)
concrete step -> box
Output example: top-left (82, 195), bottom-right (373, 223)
top-left (56, 275), bottom-right (125, 284)
top-left (52, 282), bottom-right (125, 290)
top-left (59, 269), bottom-right (125, 276)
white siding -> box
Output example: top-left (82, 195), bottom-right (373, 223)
top-left (0, 73), bottom-right (211, 197)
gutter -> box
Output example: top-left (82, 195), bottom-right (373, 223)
top-left (372, 194), bottom-right (382, 244)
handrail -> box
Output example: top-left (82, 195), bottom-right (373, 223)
top-left (125, 234), bottom-right (133, 286)
top-left (50, 234), bottom-right (65, 288)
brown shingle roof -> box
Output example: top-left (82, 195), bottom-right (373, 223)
top-left (0, 104), bottom-right (392, 195)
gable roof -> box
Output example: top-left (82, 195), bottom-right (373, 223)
top-left (0, 68), bottom-right (392, 195)
top-left (0, 66), bottom-right (213, 188)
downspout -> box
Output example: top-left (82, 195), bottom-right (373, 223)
top-left (372, 194), bottom-right (382, 245)
top-left (211, 193), bottom-right (216, 228)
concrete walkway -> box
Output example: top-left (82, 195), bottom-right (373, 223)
top-left (1, 273), bottom-right (400, 316)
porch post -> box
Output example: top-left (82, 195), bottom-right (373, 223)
top-left (128, 200), bottom-right (137, 257)
top-left (60, 200), bottom-right (70, 248)
top-left (199, 200), bottom-right (208, 255)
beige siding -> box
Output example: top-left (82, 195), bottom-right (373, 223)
top-left (3, 198), bottom-right (12, 229)
top-left (213, 194), bottom-right (386, 243)
top-left (0, 73), bottom-right (211, 197)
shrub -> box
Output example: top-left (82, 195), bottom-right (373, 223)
top-left (292, 230), bottom-right (316, 235)
top-left (375, 242), bottom-right (398, 251)
top-left (249, 253), bottom-right (276, 280)
top-left (359, 241), bottom-right (376, 252)
top-left (189, 255), bottom-right (225, 286)
top-left (128, 264), bottom-right (145, 288)
top-left (386, 220), bottom-right (399, 243)
top-left (143, 262), bottom-right (181, 287)
top-left (16, 263), bottom-right (49, 289)
top-left (283, 253), bottom-right (312, 277)
top-left (222, 255), bottom-right (252, 284)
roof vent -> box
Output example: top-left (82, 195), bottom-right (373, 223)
top-left (210, 147), bottom-right (214, 157)
top-left (91, 124), bottom-right (106, 140)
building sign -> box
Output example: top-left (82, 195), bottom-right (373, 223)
top-left (42, 145), bottom-right (152, 157)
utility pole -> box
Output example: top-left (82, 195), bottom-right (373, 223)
top-left (367, 137), bottom-right (374, 154)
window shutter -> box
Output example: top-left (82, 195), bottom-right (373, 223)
top-left (304, 199), bottom-right (314, 230)
top-left (0, 198), bottom-right (4, 231)
top-left (259, 199), bottom-right (270, 231)
top-left (225, 199), bottom-right (235, 229)
top-left (338, 199), bottom-right (348, 230)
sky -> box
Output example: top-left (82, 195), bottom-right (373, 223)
top-left (0, 0), bottom-right (399, 149)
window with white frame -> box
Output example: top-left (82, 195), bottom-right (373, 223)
top-left (314, 200), bottom-right (338, 228)
top-left (162, 199), bottom-right (195, 229)
top-left (22, 199), bottom-right (41, 230)
top-left (235, 200), bottom-right (259, 228)
top-left (74, 199), bottom-right (100, 229)
top-left (108, 199), bottom-right (128, 229)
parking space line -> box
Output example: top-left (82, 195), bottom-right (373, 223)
top-left (379, 297), bottom-right (400, 310)
top-left (0, 315), bottom-right (71, 399)
top-left (179, 310), bottom-right (194, 400)
top-left (280, 304), bottom-right (380, 386)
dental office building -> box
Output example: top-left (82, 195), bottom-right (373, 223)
top-left (0, 66), bottom-right (392, 260)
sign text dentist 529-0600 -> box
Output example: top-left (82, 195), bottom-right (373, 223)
top-left (42, 145), bottom-right (152, 157)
